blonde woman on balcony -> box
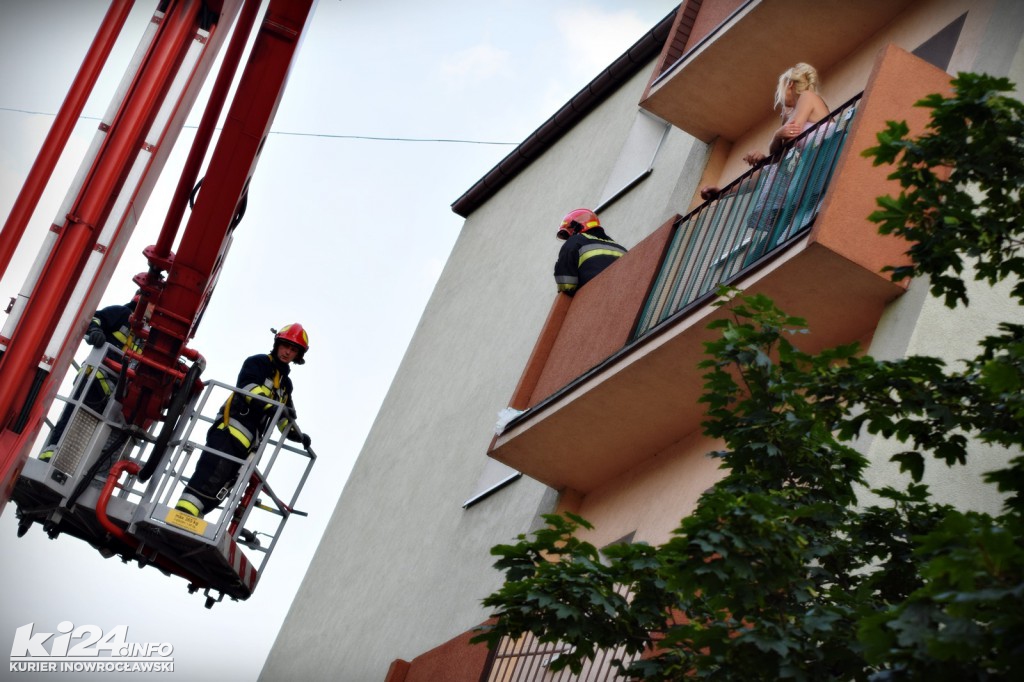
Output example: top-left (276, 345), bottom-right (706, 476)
top-left (700, 62), bottom-right (829, 212)
top-left (746, 62), bottom-right (829, 166)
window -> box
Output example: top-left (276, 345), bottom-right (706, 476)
top-left (463, 459), bottom-right (521, 509)
top-left (595, 109), bottom-right (670, 212)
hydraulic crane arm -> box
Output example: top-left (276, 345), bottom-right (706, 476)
top-left (0, 0), bottom-right (245, 513)
top-left (130, 0), bottom-right (316, 430)
top-left (0, 0), bottom-right (315, 514)
top-left (0, 0), bottom-right (319, 606)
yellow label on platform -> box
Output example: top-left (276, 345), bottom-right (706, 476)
top-left (165, 509), bottom-right (208, 535)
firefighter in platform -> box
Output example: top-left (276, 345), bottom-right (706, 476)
top-left (553, 208), bottom-right (627, 295)
top-left (175, 324), bottom-right (312, 518)
top-left (39, 297), bottom-right (142, 462)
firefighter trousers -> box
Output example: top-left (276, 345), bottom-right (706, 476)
top-left (183, 426), bottom-right (250, 513)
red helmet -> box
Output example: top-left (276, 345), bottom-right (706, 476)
top-left (274, 323), bottom-right (309, 363)
top-left (556, 208), bottom-right (600, 240)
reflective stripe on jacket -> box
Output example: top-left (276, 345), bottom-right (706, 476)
top-left (218, 353), bottom-right (295, 450)
top-left (553, 228), bottom-right (627, 295)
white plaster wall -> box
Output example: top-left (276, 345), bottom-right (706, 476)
top-left (863, 272), bottom-right (1021, 514)
top-left (861, 0), bottom-right (1024, 514)
top-left (261, 61), bottom-right (706, 681)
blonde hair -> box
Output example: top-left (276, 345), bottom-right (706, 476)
top-left (774, 62), bottom-right (820, 116)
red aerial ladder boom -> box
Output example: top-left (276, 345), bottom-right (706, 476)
top-left (131, 0), bottom-right (315, 429)
top-left (0, 0), bottom-right (318, 607)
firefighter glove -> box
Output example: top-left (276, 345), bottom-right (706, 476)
top-left (87, 328), bottom-right (106, 348)
top-left (301, 433), bottom-right (312, 449)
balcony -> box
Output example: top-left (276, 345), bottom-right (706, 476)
top-left (635, 95), bottom-right (859, 336)
top-left (642, 0), bottom-right (916, 142)
top-left (488, 46), bottom-right (953, 495)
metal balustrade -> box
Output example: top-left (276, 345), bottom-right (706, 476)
top-left (484, 632), bottom-right (641, 682)
top-left (634, 95), bottom-right (861, 339)
top-left (483, 584), bottom-right (644, 682)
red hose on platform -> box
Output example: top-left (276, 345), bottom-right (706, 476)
top-left (95, 459), bottom-right (141, 539)
top-left (95, 459), bottom-right (206, 588)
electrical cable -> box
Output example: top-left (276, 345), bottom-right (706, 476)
top-left (0, 106), bottom-right (519, 145)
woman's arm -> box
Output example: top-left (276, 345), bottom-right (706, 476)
top-left (706, 92), bottom-right (829, 198)
top-left (768, 91), bottom-right (827, 154)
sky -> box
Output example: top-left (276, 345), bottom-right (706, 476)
top-left (0, 1), bottom-right (679, 680)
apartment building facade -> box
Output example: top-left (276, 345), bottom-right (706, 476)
top-left (262, 2), bottom-right (1024, 679)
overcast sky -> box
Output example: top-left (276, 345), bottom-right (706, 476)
top-left (0, 1), bottom-right (678, 679)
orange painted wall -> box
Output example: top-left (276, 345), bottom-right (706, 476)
top-left (684, 0), bottom-right (745, 52)
top-left (384, 624), bottom-right (492, 682)
top-left (563, 430), bottom-right (728, 547)
top-left (507, 295), bottom-right (571, 411)
top-left (811, 44), bottom-right (954, 277)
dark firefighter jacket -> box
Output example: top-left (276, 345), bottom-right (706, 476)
top-left (553, 227), bottom-right (628, 295)
top-left (216, 353), bottom-right (296, 450)
top-left (85, 302), bottom-right (140, 396)
top-left (91, 302), bottom-right (141, 352)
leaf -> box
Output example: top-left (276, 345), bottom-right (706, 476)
top-left (979, 359), bottom-right (1021, 393)
top-left (891, 451), bottom-right (926, 482)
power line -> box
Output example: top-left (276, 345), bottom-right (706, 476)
top-left (269, 129), bottom-right (517, 145)
top-left (0, 106), bottom-right (519, 146)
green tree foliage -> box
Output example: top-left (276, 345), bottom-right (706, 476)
top-left (474, 73), bottom-right (1024, 680)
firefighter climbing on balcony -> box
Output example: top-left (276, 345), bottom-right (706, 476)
top-left (39, 295), bottom-right (143, 462)
top-left (553, 208), bottom-right (627, 296)
top-left (175, 324), bottom-right (312, 518)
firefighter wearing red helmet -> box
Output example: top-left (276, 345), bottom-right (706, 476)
top-left (176, 324), bottom-right (311, 519)
top-left (274, 323), bottom-right (309, 364)
top-left (553, 208), bottom-right (627, 295)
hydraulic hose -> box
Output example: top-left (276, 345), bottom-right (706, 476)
top-left (95, 460), bottom-right (140, 540)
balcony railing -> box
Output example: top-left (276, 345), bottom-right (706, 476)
top-left (483, 632), bottom-right (641, 682)
top-left (482, 584), bottom-right (644, 682)
top-left (634, 95), bottom-right (860, 339)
